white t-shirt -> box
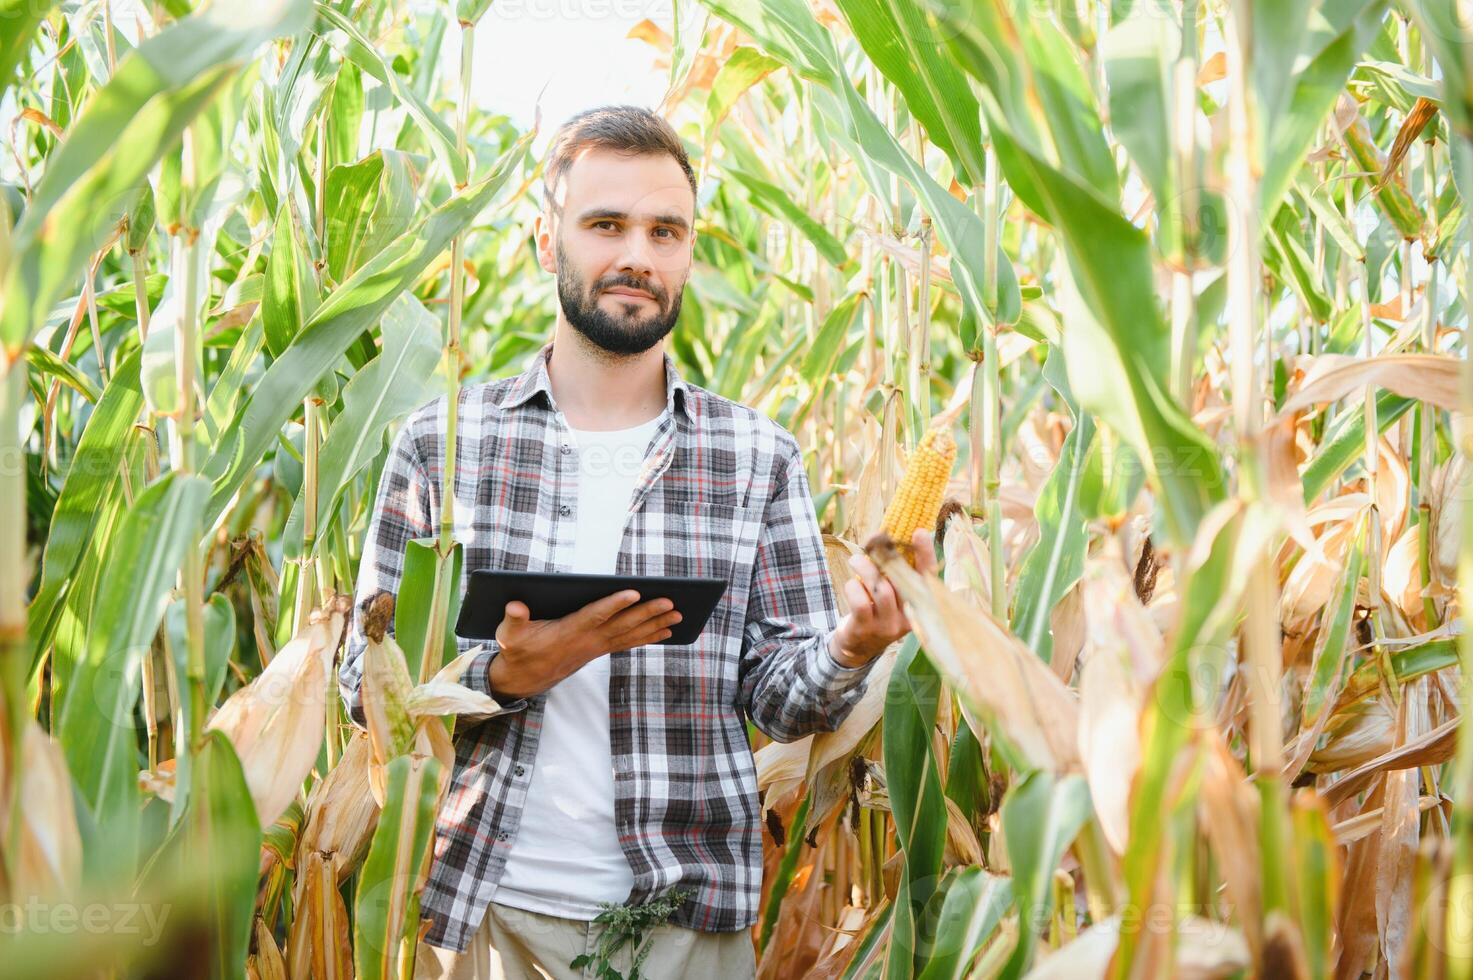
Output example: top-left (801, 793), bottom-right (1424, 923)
top-left (491, 412), bottom-right (663, 919)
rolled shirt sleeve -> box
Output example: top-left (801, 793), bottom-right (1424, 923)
top-left (739, 438), bottom-right (875, 743)
top-left (339, 413), bottom-right (526, 726)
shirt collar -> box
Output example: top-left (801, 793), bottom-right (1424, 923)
top-left (499, 339), bottom-right (691, 421)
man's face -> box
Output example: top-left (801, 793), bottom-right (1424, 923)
top-left (537, 146), bottom-right (696, 356)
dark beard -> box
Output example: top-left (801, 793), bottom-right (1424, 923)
top-left (555, 235), bottom-right (684, 356)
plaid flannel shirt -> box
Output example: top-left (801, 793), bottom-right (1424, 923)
top-left (339, 340), bottom-right (877, 952)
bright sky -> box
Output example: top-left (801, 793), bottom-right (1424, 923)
top-left (443, 0), bottom-right (678, 155)
top-left (5, 2), bottom-right (678, 144)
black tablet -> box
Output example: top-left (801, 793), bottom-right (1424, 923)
top-left (455, 569), bottom-right (728, 647)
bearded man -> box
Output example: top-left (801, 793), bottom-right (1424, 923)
top-left (341, 104), bottom-right (934, 980)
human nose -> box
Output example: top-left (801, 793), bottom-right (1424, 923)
top-left (615, 228), bottom-right (658, 280)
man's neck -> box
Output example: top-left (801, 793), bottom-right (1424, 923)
top-left (547, 320), bottom-right (668, 430)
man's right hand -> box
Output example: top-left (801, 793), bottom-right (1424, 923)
top-left (485, 591), bottom-right (684, 700)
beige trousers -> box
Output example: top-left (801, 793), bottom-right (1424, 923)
top-left (414, 902), bottom-right (757, 980)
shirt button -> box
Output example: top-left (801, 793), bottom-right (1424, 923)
top-left (559, 504), bottom-right (571, 516)
top-left (515, 765), bottom-right (526, 777)
top-left (560, 444), bottom-right (572, 455)
top-left (496, 831), bottom-right (509, 843)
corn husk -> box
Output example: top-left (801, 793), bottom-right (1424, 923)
top-left (296, 729), bottom-right (381, 886)
top-left (1308, 698), bottom-right (1395, 773)
top-left (405, 647), bottom-right (502, 722)
top-left (1427, 450), bottom-right (1473, 591)
top-left (864, 534), bottom-right (1080, 773)
top-left (206, 595), bottom-right (352, 828)
top-left (0, 718), bottom-right (83, 902)
top-left (288, 850), bottom-right (354, 980)
top-left (246, 915), bottom-right (287, 980)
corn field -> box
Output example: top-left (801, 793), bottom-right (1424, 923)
top-left (3, 0), bottom-right (1473, 976)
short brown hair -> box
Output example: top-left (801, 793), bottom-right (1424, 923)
top-left (541, 105), bottom-right (697, 215)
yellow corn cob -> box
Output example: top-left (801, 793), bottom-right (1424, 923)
top-left (879, 425), bottom-right (956, 565)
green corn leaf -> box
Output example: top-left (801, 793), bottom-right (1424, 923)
top-left (396, 539), bottom-right (465, 684)
top-left (883, 636), bottom-right (947, 974)
top-left (26, 351), bottom-right (144, 670)
top-left (728, 167), bottom-right (849, 268)
top-left (354, 754), bottom-right (443, 980)
top-left (163, 593), bottom-right (238, 826)
top-left (916, 868), bottom-right (1012, 980)
top-left (57, 472), bottom-right (209, 839)
top-left (704, 48), bottom-right (784, 139)
top-left (0, 1), bottom-right (58, 99)
top-left (263, 199), bottom-right (319, 358)
top-left (1102, 0), bottom-right (1179, 258)
top-left (998, 772), bottom-right (1091, 979)
top-left (324, 149), bottom-right (419, 284)
top-left (314, 4), bottom-right (466, 187)
top-left (698, 0), bottom-right (1022, 331)
top-left (283, 292), bottom-right (441, 555)
top-left (1011, 346), bottom-right (1095, 663)
top-left (0, 0), bottom-right (314, 356)
top-left (201, 127), bottom-right (532, 525)
top-left (831, 0), bottom-right (986, 185)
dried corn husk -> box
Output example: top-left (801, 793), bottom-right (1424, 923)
top-left (246, 915), bottom-right (287, 980)
top-left (1427, 450), bottom-right (1473, 591)
top-left (407, 647), bottom-right (503, 722)
top-left (206, 595), bottom-right (352, 828)
top-left (1077, 566), bottom-right (1156, 855)
top-left (296, 730), bottom-right (380, 886)
top-left (288, 850), bottom-right (354, 979)
top-left (864, 535), bottom-right (1080, 773)
top-left (0, 717), bottom-right (82, 902)
top-left (359, 593), bottom-right (484, 803)
top-left (1309, 698), bottom-right (1395, 773)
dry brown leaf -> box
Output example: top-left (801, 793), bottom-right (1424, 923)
top-left (405, 648), bottom-right (503, 721)
top-left (1279, 354), bottom-right (1461, 416)
top-left (1376, 679), bottom-right (1431, 970)
top-left (1254, 411), bottom-right (1314, 551)
top-left (804, 904), bottom-right (888, 980)
top-left (288, 850), bottom-right (354, 980)
top-left (1280, 513), bottom-right (1360, 635)
top-left (1196, 51), bottom-right (1227, 86)
top-left (1374, 436), bottom-right (1412, 546)
top-left (1335, 779), bottom-right (1386, 979)
top-left (1382, 523), bottom-right (1426, 625)
top-left (864, 535), bottom-right (1080, 773)
top-left (1332, 794), bottom-right (1441, 844)
top-left (206, 595), bottom-right (351, 828)
top-left (1321, 715), bottom-right (1459, 808)
top-left (1283, 510), bottom-right (1369, 781)
top-left (849, 391), bottom-right (905, 541)
top-left (939, 504), bottom-right (993, 608)
top-left (943, 795), bottom-right (985, 867)
top-left (1199, 735), bottom-right (1263, 957)
top-left (1310, 698), bottom-right (1396, 774)
top-left (296, 730), bottom-right (381, 887)
top-left (247, 916), bottom-right (287, 980)
top-left (755, 643), bottom-right (895, 809)
top-left (625, 18), bottom-right (673, 52)
top-left (1427, 451), bottom-right (1473, 592)
top-left (1048, 582), bottom-right (1085, 684)
top-left (1382, 97), bottom-right (1438, 187)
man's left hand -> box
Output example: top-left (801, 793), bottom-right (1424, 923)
top-left (829, 528), bottom-right (937, 668)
